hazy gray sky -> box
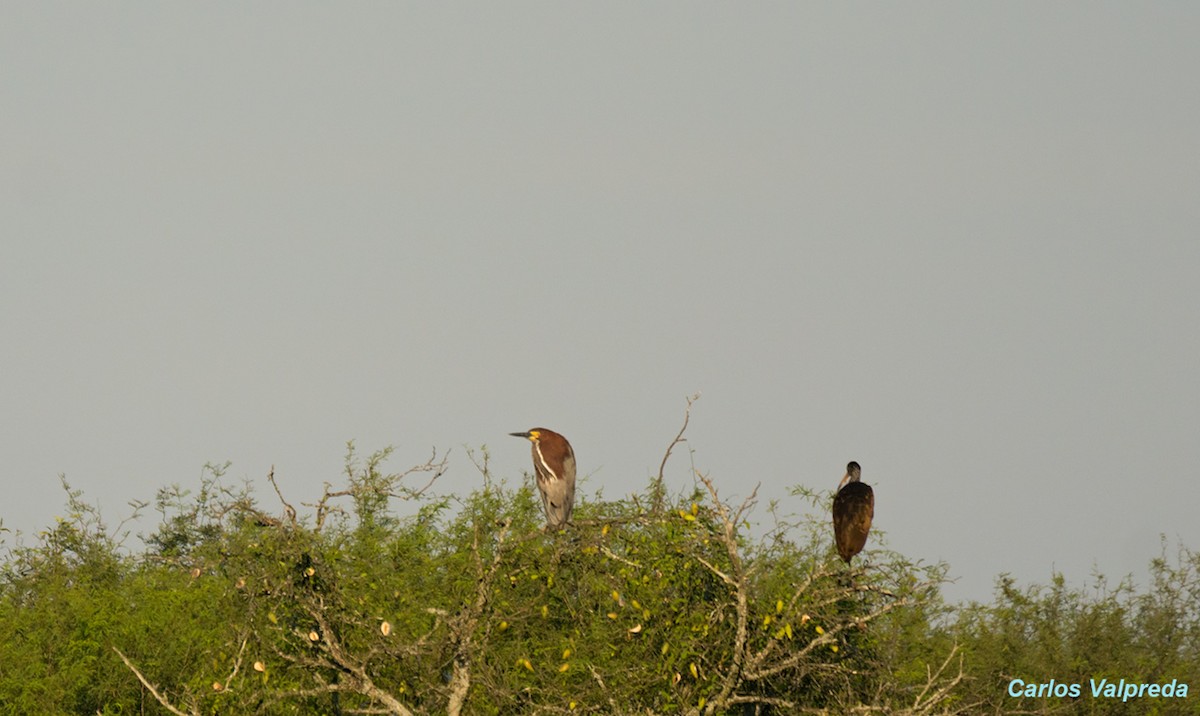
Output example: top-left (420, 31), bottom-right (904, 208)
top-left (3, 5), bottom-right (1197, 604)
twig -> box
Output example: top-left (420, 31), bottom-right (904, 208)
top-left (395, 447), bottom-right (450, 498)
top-left (465, 446), bottom-right (492, 487)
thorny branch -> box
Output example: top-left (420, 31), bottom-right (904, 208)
top-left (307, 448), bottom-right (449, 531)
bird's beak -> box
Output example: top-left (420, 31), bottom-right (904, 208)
top-left (838, 472), bottom-right (851, 490)
top-left (509, 432), bottom-right (531, 439)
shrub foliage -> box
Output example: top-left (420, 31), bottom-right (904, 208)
top-left (1, 432), bottom-right (1196, 715)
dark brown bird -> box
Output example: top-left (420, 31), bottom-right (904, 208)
top-left (832, 461), bottom-right (873, 564)
top-left (510, 428), bottom-right (576, 529)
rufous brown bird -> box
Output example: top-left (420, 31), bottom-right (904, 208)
top-left (510, 428), bottom-right (576, 529)
top-left (832, 461), bottom-right (873, 564)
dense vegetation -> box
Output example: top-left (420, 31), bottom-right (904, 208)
top-left (1, 430), bottom-right (1197, 714)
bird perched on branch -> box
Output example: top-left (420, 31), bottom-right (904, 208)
top-left (510, 428), bottom-right (576, 529)
top-left (832, 461), bottom-right (873, 564)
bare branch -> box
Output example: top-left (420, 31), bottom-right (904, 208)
top-left (465, 446), bottom-right (493, 487)
top-left (303, 605), bottom-right (415, 716)
top-left (589, 665), bottom-right (621, 712)
top-left (907, 645), bottom-right (968, 715)
top-left (307, 449), bottom-right (448, 530)
top-left (693, 470), bottom-right (753, 716)
top-left (694, 553), bottom-right (734, 586)
top-left (309, 483), bottom-right (350, 531)
top-left (396, 446), bottom-right (450, 498)
top-left (744, 596), bottom-right (913, 682)
top-left (599, 545), bottom-right (643, 569)
top-left (223, 634), bottom-right (249, 691)
top-left (446, 517), bottom-right (512, 715)
top-left (654, 393), bottom-right (700, 511)
top-left (267, 465), bottom-right (298, 527)
top-left (725, 694), bottom-right (797, 709)
top-left (112, 647), bottom-right (196, 716)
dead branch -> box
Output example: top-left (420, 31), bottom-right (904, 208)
top-left (308, 484), bottom-right (346, 531)
top-left (446, 516), bottom-right (513, 715)
top-left (694, 553), bottom-right (735, 586)
top-left (654, 393), bottom-right (700, 511)
top-left (465, 446), bottom-right (493, 487)
top-left (305, 605), bottom-right (415, 716)
top-left (112, 646), bottom-right (197, 716)
top-left (743, 563), bottom-right (920, 675)
top-left (267, 598), bottom-right (413, 716)
top-left (396, 447), bottom-right (450, 498)
top-left (744, 595), bottom-right (913, 682)
top-left (906, 645), bottom-right (969, 715)
top-left (223, 634), bottom-right (249, 691)
top-left (588, 664), bottom-right (621, 712)
top-left (267, 465), bottom-right (298, 527)
top-left (693, 470), bottom-right (755, 716)
top-left (600, 545), bottom-right (643, 569)
top-left (309, 449), bottom-right (448, 530)
top-left (831, 645), bottom-right (975, 716)
top-left (725, 694), bottom-right (798, 709)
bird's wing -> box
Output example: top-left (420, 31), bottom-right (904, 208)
top-left (542, 478), bottom-right (572, 527)
top-left (561, 449), bottom-right (576, 523)
top-left (832, 483), bottom-right (874, 561)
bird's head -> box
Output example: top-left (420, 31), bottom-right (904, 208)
top-left (838, 461), bottom-right (862, 490)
